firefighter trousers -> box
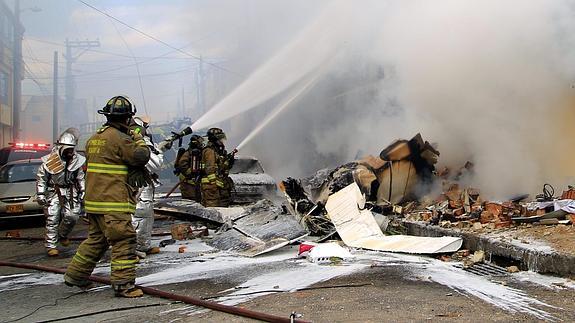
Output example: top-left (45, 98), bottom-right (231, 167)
top-left (180, 181), bottom-right (201, 203)
top-left (200, 177), bottom-right (233, 207)
top-left (45, 194), bottom-right (80, 249)
top-left (64, 212), bottom-right (138, 290)
top-left (132, 185), bottom-right (154, 252)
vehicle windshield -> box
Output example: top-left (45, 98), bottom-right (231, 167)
top-left (230, 158), bottom-right (264, 174)
top-left (0, 163), bottom-right (41, 183)
top-left (0, 148), bottom-right (50, 165)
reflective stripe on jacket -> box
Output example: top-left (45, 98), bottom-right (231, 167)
top-left (84, 125), bottom-right (150, 215)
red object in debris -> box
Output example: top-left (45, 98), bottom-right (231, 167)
top-left (298, 243), bottom-right (317, 257)
top-left (178, 246), bottom-right (186, 253)
top-left (561, 190), bottom-right (575, 200)
top-left (484, 202), bottom-right (503, 217)
top-left (480, 211), bottom-right (496, 224)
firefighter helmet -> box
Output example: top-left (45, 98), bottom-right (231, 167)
top-left (57, 128), bottom-right (80, 156)
top-left (189, 134), bottom-right (204, 148)
top-left (57, 128), bottom-right (79, 147)
top-left (98, 96), bottom-right (136, 116)
top-left (207, 128), bottom-right (226, 142)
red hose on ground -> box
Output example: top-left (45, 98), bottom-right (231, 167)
top-left (0, 232), bottom-right (172, 242)
top-left (0, 261), bottom-right (309, 323)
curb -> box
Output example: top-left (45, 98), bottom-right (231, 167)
top-left (403, 221), bottom-right (575, 277)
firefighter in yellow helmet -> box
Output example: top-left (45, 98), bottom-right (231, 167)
top-left (175, 135), bottom-right (205, 202)
top-left (64, 96), bottom-right (150, 298)
top-left (200, 128), bottom-right (235, 207)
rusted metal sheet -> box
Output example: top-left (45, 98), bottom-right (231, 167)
top-left (208, 200), bottom-right (307, 257)
top-left (154, 198), bottom-right (245, 224)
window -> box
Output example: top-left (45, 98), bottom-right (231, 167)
top-left (0, 162), bottom-right (41, 183)
top-left (0, 72), bottom-right (7, 103)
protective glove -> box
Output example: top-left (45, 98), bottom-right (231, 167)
top-left (130, 129), bottom-right (144, 142)
top-left (36, 195), bottom-right (46, 206)
top-left (157, 139), bottom-right (173, 152)
top-left (127, 168), bottom-right (154, 188)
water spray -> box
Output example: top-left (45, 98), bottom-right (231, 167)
top-left (236, 72), bottom-right (323, 151)
top-left (190, 2), bottom-right (346, 131)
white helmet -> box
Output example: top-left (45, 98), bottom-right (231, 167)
top-left (57, 128), bottom-right (80, 156)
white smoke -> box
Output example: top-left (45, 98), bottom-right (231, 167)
top-left (195, 0), bottom-right (575, 199)
top-left (370, 0), bottom-right (575, 198)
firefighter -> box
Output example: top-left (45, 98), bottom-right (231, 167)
top-left (36, 128), bottom-right (86, 257)
top-left (130, 116), bottom-right (172, 258)
top-left (200, 128), bottom-right (235, 207)
top-left (64, 96), bottom-right (150, 298)
top-left (174, 135), bottom-right (204, 202)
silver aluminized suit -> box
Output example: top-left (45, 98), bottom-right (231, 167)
top-left (36, 149), bottom-right (86, 249)
top-left (131, 137), bottom-right (165, 253)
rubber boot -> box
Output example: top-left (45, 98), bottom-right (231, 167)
top-left (60, 237), bottom-right (71, 247)
top-left (64, 280), bottom-right (96, 291)
top-left (47, 248), bottom-right (59, 257)
top-left (115, 288), bottom-right (144, 298)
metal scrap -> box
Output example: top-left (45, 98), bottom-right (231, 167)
top-left (207, 200), bottom-right (308, 257)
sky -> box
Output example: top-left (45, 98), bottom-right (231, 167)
top-left (18, 0), bottom-right (324, 123)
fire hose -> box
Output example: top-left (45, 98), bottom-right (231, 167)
top-left (0, 232), bottom-right (172, 242)
top-left (0, 260), bottom-right (308, 323)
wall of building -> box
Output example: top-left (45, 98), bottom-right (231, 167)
top-left (21, 95), bottom-right (65, 144)
top-left (0, 0), bottom-right (15, 147)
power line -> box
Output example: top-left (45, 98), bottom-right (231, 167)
top-left (26, 37), bottom-right (133, 58)
top-left (23, 63), bottom-right (51, 97)
top-left (23, 40), bottom-right (50, 76)
top-left (108, 14), bottom-right (149, 115)
top-left (72, 66), bottom-right (196, 83)
top-left (29, 60), bottom-right (196, 80)
top-left (26, 37), bottom-right (209, 61)
top-left (25, 38), bottom-right (199, 80)
top-left (75, 0), bottom-right (241, 77)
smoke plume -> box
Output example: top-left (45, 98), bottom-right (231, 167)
top-left (201, 0), bottom-right (575, 199)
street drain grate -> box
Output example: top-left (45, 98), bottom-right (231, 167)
top-left (455, 262), bottom-right (509, 277)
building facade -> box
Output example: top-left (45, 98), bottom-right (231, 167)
top-left (0, 0), bottom-right (20, 147)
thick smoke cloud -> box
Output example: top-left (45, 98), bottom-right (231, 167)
top-left (226, 0), bottom-right (575, 199)
top-left (372, 0), bottom-right (575, 198)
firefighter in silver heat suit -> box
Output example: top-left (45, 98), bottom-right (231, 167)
top-left (130, 117), bottom-right (171, 258)
top-left (36, 128), bottom-right (86, 257)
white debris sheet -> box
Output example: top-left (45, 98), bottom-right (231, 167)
top-left (325, 183), bottom-right (462, 254)
top-left (307, 242), bottom-right (354, 263)
top-left (526, 199), bottom-right (575, 214)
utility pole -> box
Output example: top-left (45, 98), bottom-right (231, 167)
top-left (12, 0), bottom-right (23, 141)
top-left (52, 51), bottom-right (58, 143)
top-left (64, 38), bottom-right (100, 127)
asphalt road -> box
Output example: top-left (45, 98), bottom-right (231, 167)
top-left (0, 220), bottom-right (574, 322)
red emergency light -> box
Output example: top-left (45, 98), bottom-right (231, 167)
top-left (9, 142), bottom-right (51, 149)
